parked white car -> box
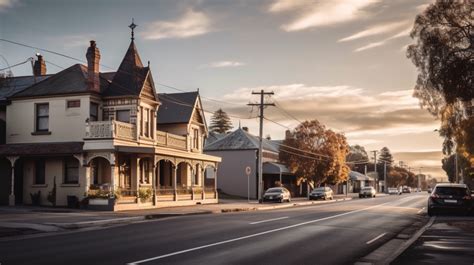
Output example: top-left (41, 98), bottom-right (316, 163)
top-left (359, 186), bottom-right (376, 198)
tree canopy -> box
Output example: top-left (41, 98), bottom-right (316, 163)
top-left (209, 108), bottom-right (233, 134)
top-left (279, 120), bottom-right (350, 186)
top-left (408, 1), bottom-right (473, 157)
top-left (378, 147), bottom-right (394, 167)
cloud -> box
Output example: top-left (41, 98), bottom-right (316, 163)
top-left (269, 0), bottom-right (381, 31)
top-left (354, 41), bottom-right (386, 52)
top-left (218, 84), bottom-right (435, 140)
top-left (339, 20), bottom-right (410, 42)
top-left (352, 26), bottom-right (412, 52)
top-left (0, 0), bottom-right (18, 12)
top-left (142, 10), bottom-right (211, 40)
top-left (201, 61), bottom-right (246, 68)
top-left (54, 34), bottom-right (97, 49)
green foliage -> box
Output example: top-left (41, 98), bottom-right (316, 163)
top-left (138, 188), bottom-right (153, 202)
top-left (209, 108), bottom-right (233, 134)
top-left (408, 1), bottom-right (473, 156)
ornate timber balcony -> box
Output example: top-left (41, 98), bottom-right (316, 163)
top-left (85, 120), bottom-right (136, 141)
top-left (156, 130), bottom-right (188, 151)
top-left (85, 121), bottom-right (189, 151)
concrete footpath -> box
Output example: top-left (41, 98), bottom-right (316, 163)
top-left (0, 194), bottom-right (360, 237)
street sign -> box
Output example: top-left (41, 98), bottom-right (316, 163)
top-left (245, 166), bottom-right (251, 176)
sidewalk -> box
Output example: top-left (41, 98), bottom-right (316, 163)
top-left (0, 193), bottom-right (362, 238)
top-left (392, 215), bottom-right (474, 265)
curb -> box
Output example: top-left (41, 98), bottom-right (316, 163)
top-left (220, 197), bottom-right (353, 213)
top-left (45, 216), bottom-right (146, 229)
top-left (381, 216), bottom-right (435, 265)
top-left (356, 216), bottom-right (435, 265)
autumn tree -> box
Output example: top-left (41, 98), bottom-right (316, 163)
top-left (279, 120), bottom-right (350, 186)
top-left (209, 109), bottom-right (233, 134)
top-left (407, 1), bottom-right (473, 158)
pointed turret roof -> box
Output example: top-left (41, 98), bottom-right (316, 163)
top-left (103, 41), bottom-right (149, 97)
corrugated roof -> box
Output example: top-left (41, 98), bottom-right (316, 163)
top-left (263, 162), bottom-right (292, 174)
top-left (157, 92), bottom-right (198, 124)
top-left (103, 41), bottom-right (148, 97)
top-left (204, 128), bottom-right (279, 152)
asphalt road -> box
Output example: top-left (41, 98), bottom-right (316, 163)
top-left (0, 193), bottom-right (428, 265)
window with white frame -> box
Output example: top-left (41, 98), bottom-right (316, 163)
top-left (35, 103), bottom-right (49, 132)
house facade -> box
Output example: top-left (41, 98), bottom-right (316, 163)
top-left (204, 127), bottom-right (305, 199)
top-left (0, 35), bottom-right (220, 210)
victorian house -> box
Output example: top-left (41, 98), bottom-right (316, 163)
top-left (0, 29), bottom-right (221, 210)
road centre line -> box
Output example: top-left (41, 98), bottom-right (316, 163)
top-left (127, 201), bottom-right (394, 265)
top-left (417, 207), bottom-right (425, 214)
top-left (250, 216), bottom-right (289, 225)
top-left (366, 233), bottom-right (387, 245)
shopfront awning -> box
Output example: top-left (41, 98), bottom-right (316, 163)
top-left (349, 171), bottom-right (372, 181)
top-left (263, 162), bottom-right (292, 175)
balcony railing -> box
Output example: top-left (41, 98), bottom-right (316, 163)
top-left (85, 120), bottom-right (136, 141)
top-left (85, 121), bottom-right (189, 151)
top-left (156, 130), bottom-right (188, 151)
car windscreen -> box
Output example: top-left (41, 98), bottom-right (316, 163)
top-left (362, 187), bottom-right (372, 190)
top-left (435, 187), bottom-right (468, 196)
top-left (266, 188), bottom-right (283, 193)
top-left (313, 188), bottom-right (325, 192)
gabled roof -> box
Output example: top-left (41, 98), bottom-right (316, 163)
top-left (103, 41), bottom-right (150, 97)
top-left (204, 128), bottom-right (279, 153)
top-left (11, 64), bottom-right (97, 98)
top-left (0, 75), bottom-right (51, 102)
top-left (205, 131), bottom-right (226, 146)
top-left (157, 92), bottom-right (199, 124)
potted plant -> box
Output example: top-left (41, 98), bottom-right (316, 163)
top-left (138, 188), bottom-right (152, 203)
top-left (30, 190), bottom-right (41, 206)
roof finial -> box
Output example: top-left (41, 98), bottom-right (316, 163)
top-left (129, 18), bottom-right (137, 41)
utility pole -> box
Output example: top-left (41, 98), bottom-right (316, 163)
top-left (383, 161), bottom-right (387, 193)
top-left (418, 167), bottom-right (422, 192)
top-left (372, 150), bottom-right (378, 191)
top-left (248, 90), bottom-right (275, 202)
top-left (455, 151), bottom-right (459, 183)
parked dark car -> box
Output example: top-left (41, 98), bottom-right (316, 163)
top-left (262, 187), bottom-right (291, 203)
top-left (428, 183), bottom-right (472, 216)
top-left (309, 187), bottom-right (334, 200)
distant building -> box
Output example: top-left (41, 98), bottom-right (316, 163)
top-left (204, 127), bottom-right (305, 199)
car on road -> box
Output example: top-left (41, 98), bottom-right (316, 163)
top-left (427, 183), bottom-right (472, 216)
top-left (262, 187), bottom-right (291, 203)
top-left (402, 187), bottom-right (412, 193)
top-left (309, 187), bottom-right (334, 200)
top-left (388, 187), bottom-right (402, 195)
top-left (359, 186), bottom-right (376, 198)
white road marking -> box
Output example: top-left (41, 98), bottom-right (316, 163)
top-left (250, 216), bottom-right (289, 225)
top-left (417, 207), bottom-right (425, 214)
top-left (127, 201), bottom-right (394, 265)
top-left (366, 232), bottom-right (387, 245)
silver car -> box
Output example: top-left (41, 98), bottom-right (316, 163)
top-left (359, 186), bottom-right (376, 198)
top-left (263, 187), bottom-right (291, 203)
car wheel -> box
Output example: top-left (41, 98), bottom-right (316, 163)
top-left (287, 198), bottom-right (291, 203)
top-left (428, 208), bottom-right (435, 216)
top-left (373, 195), bottom-right (376, 198)
top-left (359, 195), bottom-right (362, 198)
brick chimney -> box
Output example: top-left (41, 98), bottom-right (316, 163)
top-left (86, 40), bottom-right (101, 92)
top-left (33, 54), bottom-right (47, 76)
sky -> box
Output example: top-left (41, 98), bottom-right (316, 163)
top-left (0, 0), bottom-right (445, 179)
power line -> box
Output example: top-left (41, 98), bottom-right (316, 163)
top-left (0, 58), bottom-right (32, 72)
top-left (273, 99), bottom-right (304, 124)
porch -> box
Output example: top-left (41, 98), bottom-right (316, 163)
top-left (86, 152), bottom-right (218, 211)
